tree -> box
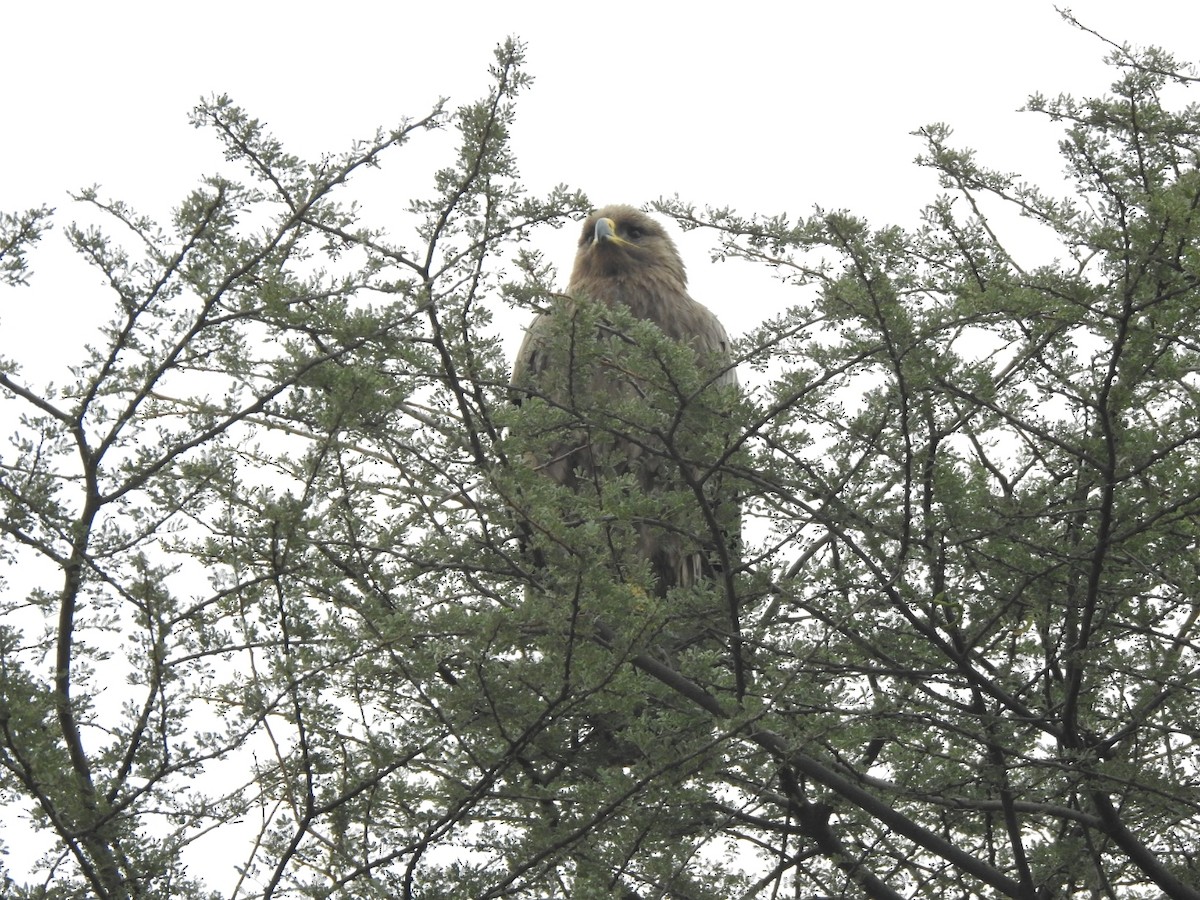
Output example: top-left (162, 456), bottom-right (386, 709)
top-left (2, 23), bottom-right (1200, 900)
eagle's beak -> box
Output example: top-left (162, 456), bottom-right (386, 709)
top-left (595, 217), bottom-right (629, 246)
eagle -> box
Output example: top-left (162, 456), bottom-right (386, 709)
top-left (510, 205), bottom-right (739, 616)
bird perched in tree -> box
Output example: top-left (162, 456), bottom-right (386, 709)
top-left (510, 205), bottom-right (739, 611)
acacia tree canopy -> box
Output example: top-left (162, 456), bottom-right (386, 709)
top-left (2, 29), bottom-right (1200, 900)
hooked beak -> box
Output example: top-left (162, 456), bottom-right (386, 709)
top-left (594, 217), bottom-right (629, 246)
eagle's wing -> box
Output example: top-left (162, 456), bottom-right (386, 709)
top-left (510, 309), bottom-right (554, 400)
top-left (695, 307), bottom-right (738, 392)
top-left (509, 304), bottom-right (605, 490)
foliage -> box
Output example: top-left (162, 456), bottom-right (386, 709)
top-left (3, 25), bottom-right (1200, 900)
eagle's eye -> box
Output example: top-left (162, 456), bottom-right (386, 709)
top-left (625, 225), bottom-right (644, 240)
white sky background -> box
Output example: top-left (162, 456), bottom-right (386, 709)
top-left (4, 0), bottom-right (1199, 379)
top-left (1, 0), bottom-right (1199, 891)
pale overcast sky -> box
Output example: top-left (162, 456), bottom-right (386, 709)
top-left (4, 1), bottom-right (1194, 213)
top-left (3, 1), bottom-right (1198, 378)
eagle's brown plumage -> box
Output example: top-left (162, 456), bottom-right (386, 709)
top-left (511, 205), bottom-right (738, 602)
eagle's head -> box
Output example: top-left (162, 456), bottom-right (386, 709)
top-left (568, 205), bottom-right (687, 292)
